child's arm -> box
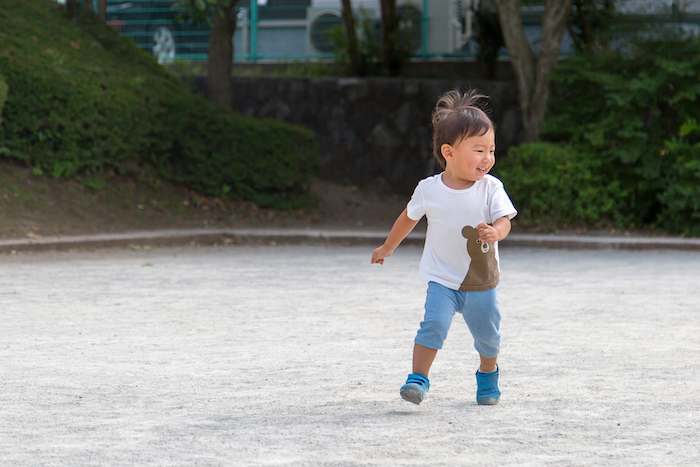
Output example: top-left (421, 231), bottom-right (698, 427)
top-left (477, 216), bottom-right (511, 244)
top-left (371, 208), bottom-right (419, 265)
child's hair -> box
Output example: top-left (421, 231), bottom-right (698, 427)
top-left (431, 89), bottom-right (495, 169)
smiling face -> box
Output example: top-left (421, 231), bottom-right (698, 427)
top-left (440, 129), bottom-right (496, 189)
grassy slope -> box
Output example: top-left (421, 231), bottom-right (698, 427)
top-left (0, 0), bottom-right (177, 170)
top-left (0, 0), bottom-right (316, 239)
top-left (2, 0), bottom-right (318, 208)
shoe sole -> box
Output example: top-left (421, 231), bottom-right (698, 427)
top-left (400, 386), bottom-right (424, 405)
top-left (477, 396), bottom-right (500, 405)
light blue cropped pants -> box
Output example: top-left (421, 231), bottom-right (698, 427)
top-left (414, 281), bottom-right (501, 358)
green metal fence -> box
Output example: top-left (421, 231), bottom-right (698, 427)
top-left (104, 0), bottom-right (700, 64)
top-left (105, 0), bottom-right (474, 63)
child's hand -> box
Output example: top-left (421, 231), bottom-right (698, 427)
top-left (371, 245), bottom-right (393, 265)
top-left (477, 222), bottom-right (499, 244)
top-left (477, 217), bottom-right (512, 244)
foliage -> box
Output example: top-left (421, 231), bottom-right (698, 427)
top-left (471, 2), bottom-right (504, 79)
top-left (168, 58), bottom-right (205, 75)
top-left (0, 73), bottom-right (7, 127)
top-left (330, 9), bottom-right (380, 76)
top-left (0, 0), bottom-right (318, 209)
top-left (656, 120), bottom-right (700, 236)
top-left (542, 34), bottom-right (700, 230)
top-left (278, 60), bottom-right (344, 78)
top-left (171, 0), bottom-right (227, 27)
top-left (331, 7), bottom-right (415, 77)
top-left (493, 142), bottom-right (626, 229)
top-left (567, 0), bottom-right (619, 52)
top-left (146, 95), bottom-right (318, 208)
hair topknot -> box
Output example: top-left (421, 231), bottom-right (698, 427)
top-left (431, 89), bottom-right (494, 169)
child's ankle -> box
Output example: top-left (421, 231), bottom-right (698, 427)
top-left (478, 365), bottom-right (498, 374)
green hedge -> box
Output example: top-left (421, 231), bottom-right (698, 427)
top-left (541, 35), bottom-right (700, 231)
top-left (656, 120), bottom-right (700, 236)
top-left (147, 96), bottom-right (318, 208)
top-left (496, 132), bottom-right (700, 235)
top-left (493, 142), bottom-right (626, 229)
top-left (0, 74), bottom-right (7, 128)
top-left (0, 0), bottom-right (318, 209)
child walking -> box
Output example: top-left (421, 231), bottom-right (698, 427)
top-left (371, 89), bottom-right (517, 405)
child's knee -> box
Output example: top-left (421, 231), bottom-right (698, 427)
top-left (415, 317), bottom-right (451, 349)
top-left (471, 321), bottom-right (501, 358)
top-left (474, 336), bottom-right (500, 359)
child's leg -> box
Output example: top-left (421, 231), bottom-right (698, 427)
top-left (413, 282), bottom-right (458, 376)
top-left (413, 343), bottom-right (438, 376)
top-left (479, 354), bottom-right (498, 373)
top-left (460, 287), bottom-right (502, 404)
top-left (460, 287), bottom-right (501, 362)
top-left (401, 343), bottom-right (435, 405)
top-left (400, 282), bottom-right (457, 405)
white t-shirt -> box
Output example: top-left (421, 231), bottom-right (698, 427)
top-left (406, 173), bottom-right (517, 292)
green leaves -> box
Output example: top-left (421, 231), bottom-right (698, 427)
top-left (657, 120), bottom-right (700, 234)
top-left (172, 0), bottom-right (230, 27)
top-left (0, 0), bottom-right (319, 210)
top-left (541, 35), bottom-right (700, 233)
top-left (493, 143), bottom-right (627, 229)
top-left (0, 74), bottom-right (8, 127)
top-left (679, 119), bottom-right (700, 138)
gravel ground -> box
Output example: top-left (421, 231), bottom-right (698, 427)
top-left (1, 245), bottom-right (699, 466)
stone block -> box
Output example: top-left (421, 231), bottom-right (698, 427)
top-left (224, 76), bottom-right (520, 194)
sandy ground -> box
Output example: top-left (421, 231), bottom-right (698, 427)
top-left (1, 244), bottom-right (699, 466)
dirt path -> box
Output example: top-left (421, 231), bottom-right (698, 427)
top-left (1, 245), bottom-right (699, 466)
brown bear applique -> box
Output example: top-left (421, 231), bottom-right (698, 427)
top-left (459, 226), bottom-right (500, 292)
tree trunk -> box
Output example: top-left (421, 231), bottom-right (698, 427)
top-left (98, 0), bottom-right (107, 22)
top-left (492, 0), bottom-right (534, 137)
top-left (83, 0), bottom-right (94, 13)
top-left (527, 0), bottom-right (573, 141)
top-left (340, 0), bottom-right (362, 76)
top-left (379, 0), bottom-right (400, 76)
top-left (66, 0), bottom-right (81, 22)
top-left (207, 1), bottom-right (238, 110)
top-left (492, 0), bottom-right (573, 142)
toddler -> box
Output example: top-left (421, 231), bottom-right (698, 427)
top-left (371, 89), bottom-right (517, 405)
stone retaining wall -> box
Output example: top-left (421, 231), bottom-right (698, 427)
top-left (192, 76), bottom-right (522, 195)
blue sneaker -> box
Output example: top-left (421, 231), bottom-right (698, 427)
top-left (400, 373), bottom-right (430, 405)
top-left (476, 366), bottom-right (501, 405)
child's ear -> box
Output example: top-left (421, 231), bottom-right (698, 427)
top-left (441, 144), bottom-right (453, 160)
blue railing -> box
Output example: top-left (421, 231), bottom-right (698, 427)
top-left (105, 0), bottom-right (467, 63)
top-left (103, 0), bottom-right (700, 64)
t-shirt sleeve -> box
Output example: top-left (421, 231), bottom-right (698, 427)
top-left (489, 181), bottom-right (518, 222)
top-left (406, 183), bottom-right (426, 221)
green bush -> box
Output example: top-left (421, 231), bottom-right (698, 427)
top-left (0, 0), bottom-right (318, 209)
top-left (493, 142), bottom-right (626, 229)
top-left (147, 96), bottom-right (318, 208)
top-left (542, 35), bottom-right (700, 227)
top-left (0, 73), bottom-right (6, 156)
top-left (330, 7), bottom-right (416, 77)
top-left (0, 74), bottom-right (7, 127)
top-left (657, 120), bottom-right (700, 236)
